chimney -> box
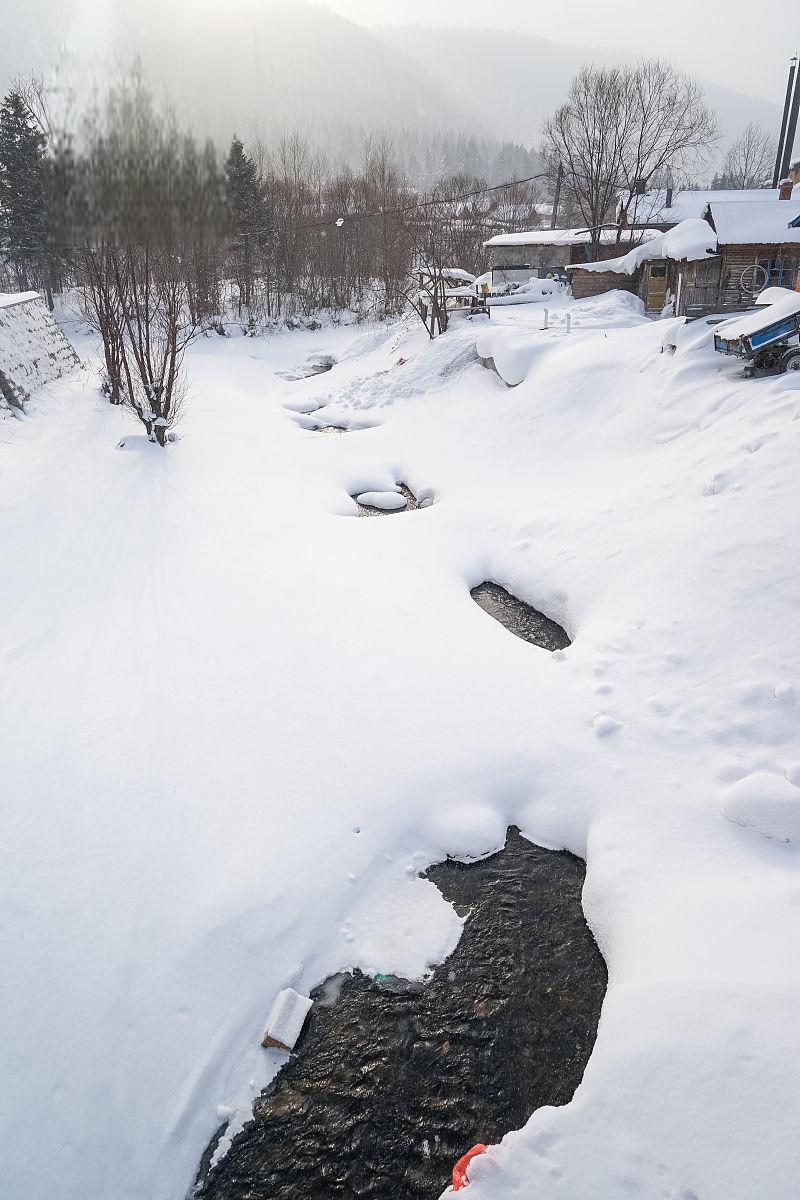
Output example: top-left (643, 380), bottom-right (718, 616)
top-left (665, 186), bottom-right (674, 208)
top-left (779, 178), bottom-right (794, 200)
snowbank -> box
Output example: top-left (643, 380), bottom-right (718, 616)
top-left (3, 296), bottom-right (800, 1200)
top-left (477, 291), bottom-right (646, 385)
top-left (721, 771), bottom-right (800, 842)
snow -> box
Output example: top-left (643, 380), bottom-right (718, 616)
top-left (442, 267), bottom-right (477, 284)
top-left (569, 219), bottom-right (718, 275)
top-left (262, 988), bottom-right (313, 1050)
top-left (0, 290), bottom-right (40, 309)
top-left (3, 295), bottom-right (800, 1200)
top-left (754, 286), bottom-right (799, 306)
top-left (708, 199), bottom-right (800, 246)
top-left (477, 291), bottom-right (646, 385)
top-left (484, 227), bottom-right (659, 248)
top-left (714, 291), bottom-right (800, 341)
top-left (721, 772), bottom-right (800, 843)
top-left (355, 489), bottom-right (407, 510)
top-left (488, 279), bottom-right (570, 306)
top-left (623, 186), bottom-right (798, 226)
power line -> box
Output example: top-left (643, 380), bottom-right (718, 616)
top-left (245, 171), bottom-right (553, 238)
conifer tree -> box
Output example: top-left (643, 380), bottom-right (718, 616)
top-left (225, 135), bottom-right (270, 315)
top-left (0, 89), bottom-right (48, 293)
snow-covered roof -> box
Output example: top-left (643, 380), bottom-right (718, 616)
top-left (624, 186), bottom-right (798, 226)
top-left (0, 291), bottom-right (39, 310)
top-left (442, 267), bottom-right (477, 283)
top-left (706, 200), bottom-right (800, 246)
top-left (484, 227), bottom-right (657, 248)
top-left (568, 219), bottom-right (718, 275)
top-left (714, 290), bottom-right (800, 341)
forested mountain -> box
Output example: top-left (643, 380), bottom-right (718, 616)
top-left (0, 0), bottom-right (782, 185)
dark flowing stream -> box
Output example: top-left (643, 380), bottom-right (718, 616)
top-left (194, 829), bottom-right (606, 1200)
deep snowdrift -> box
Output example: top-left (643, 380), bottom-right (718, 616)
top-left (2, 297), bottom-right (800, 1200)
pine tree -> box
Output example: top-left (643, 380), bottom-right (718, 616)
top-left (225, 135), bottom-right (270, 315)
top-left (0, 89), bottom-right (48, 293)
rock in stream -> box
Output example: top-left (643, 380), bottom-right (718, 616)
top-left (471, 582), bottom-right (570, 651)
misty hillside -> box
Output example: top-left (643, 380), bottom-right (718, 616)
top-left (389, 25), bottom-right (782, 154)
top-left (115, 1), bottom-right (483, 144)
top-left (1, 0), bottom-right (781, 184)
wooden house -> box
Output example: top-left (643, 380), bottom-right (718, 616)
top-left (568, 191), bottom-right (800, 318)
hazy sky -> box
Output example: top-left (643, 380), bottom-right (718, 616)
top-left (1, 0), bottom-right (796, 109)
top-left (321, 0), bottom-right (797, 104)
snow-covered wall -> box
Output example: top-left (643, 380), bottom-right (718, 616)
top-left (0, 293), bottom-right (80, 410)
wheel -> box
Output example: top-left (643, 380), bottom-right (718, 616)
top-left (782, 347), bottom-right (800, 373)
top-left (740, 264), bottom-right (768, 295)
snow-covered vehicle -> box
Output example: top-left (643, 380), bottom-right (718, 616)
top-left (713, 290), bottom-right (800, 374)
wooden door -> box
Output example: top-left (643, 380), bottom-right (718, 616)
top-left (645, 263), bottom-right (669, 311)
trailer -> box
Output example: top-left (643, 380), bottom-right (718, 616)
top-left (713, 291), bottom-right (800, 374)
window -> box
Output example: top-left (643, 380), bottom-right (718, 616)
top-left (758, 258), bottom-right (800, 288)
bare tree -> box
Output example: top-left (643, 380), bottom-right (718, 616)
top-left (110, 242), bottom-right (194, 445)
top-left (79, 241), bottom-right (126, 403)
top-left (399, 184), bottom-right (468, 338)
top-left (718, 123), bottom-right (776, 189)
top-left (541, 60), bottom-right (719, 251)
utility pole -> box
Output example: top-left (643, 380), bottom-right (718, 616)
top-left (773, 56), bottom-right (799, 187)
top-left (550, 164), bottom-right (563, 230)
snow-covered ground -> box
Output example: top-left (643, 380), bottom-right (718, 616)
top-left (2, 295), bottom-right (800, 1200)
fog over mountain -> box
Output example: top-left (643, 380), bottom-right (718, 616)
top-left (0, 0), bottom-right (784, 181)
top-left (388, 25), bottom-right (782, 152)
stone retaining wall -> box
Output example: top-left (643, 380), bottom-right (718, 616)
top-left (0, 293), bottom-right (79, 410)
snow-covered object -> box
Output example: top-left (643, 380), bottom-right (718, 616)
top-left (754, 286), bottom-right (799, 306)
top-left (0, 293), bottom-right (79, 407)
top-left (356, 490), bottom-right (407, 510)
top-left (707, 200), bottom-right (800, 246)
top-left (714, 291), bottom-right (800, 342)
top-left (569, 219), bottom-right (718, 276)
top-left (721, 772), bottom-right (800, 843)
top-left (489, 279), bottom-right (570, 307)
top-left (261, 988), bottom-right (313, 1051)
top-left (442, 268), bottom-right (477, 284)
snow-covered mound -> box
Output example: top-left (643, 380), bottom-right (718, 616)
top-left (3, 294), bottom-right (800, 1200)
top-left (476, 290), bottom-right (646, 385)
top-left (721, 771), bottom-right (800, 842)
top-left (0, 293), bottom-right (80, 409)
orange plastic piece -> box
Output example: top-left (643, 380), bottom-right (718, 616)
top-left (452, 1144), bottom-right (487, 1191)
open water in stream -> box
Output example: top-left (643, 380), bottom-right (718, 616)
top-left (195, 826), bottom-right (606, 1200)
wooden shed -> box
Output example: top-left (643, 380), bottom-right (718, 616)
top-left (701, 199), bottom-right (800, 309)
top-left (568, 201), bottom-right (800, 318)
